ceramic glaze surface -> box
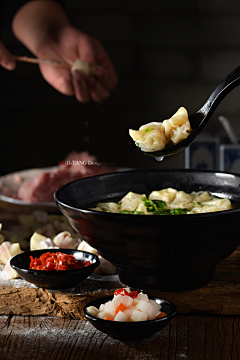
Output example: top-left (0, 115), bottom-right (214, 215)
top-left (83, 296), bottom-right (177, 340)
top-left (11, 249), bottom-right (100, 289)
top-left (54, 169), bottom-right (240, 291)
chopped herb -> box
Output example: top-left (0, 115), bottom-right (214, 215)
top-left (120, 208), bottom-right (144, 215)
top-left (141, 197), bottom-right (190, 215)
top-left (170, 208), bottom-right (190, 215)
top-left (117, 202), bottom-right (122, 205)
top-left (136, 142), bottom-right (140, 147)
top-left (119, 197), bottom-right (190, 215)
top-left (145, 128), bottom-right (151, 132)
top-left (188, 201), bottom-right (203, 206)
top-left (120, 210), bottom-right (134, 214)
top-left (142, 197), bottom-right (166, 214)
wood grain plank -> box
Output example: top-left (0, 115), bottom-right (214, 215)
top-left (1, 314), bottom-right (240, 360)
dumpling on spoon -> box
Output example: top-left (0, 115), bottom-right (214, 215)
top-left (129, 107), bottom-right (192, 152)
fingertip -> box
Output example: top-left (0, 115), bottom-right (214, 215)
top-left (4, 61), bottom-right (16, 71)
top-left (71, 69), bottom-right (83, 81)
top-left (89, 82), bottom-right (110, 102)
top-left (72, 69), bottom-right (91, 103)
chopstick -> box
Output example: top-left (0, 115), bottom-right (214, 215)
top-left (13, 55), bottom-right (62, 65)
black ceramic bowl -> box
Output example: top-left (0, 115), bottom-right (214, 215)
top-left (54, 169), bottom-right (240, 291)
top-left (83, 295), bottom-right (177, 340)
top-left (10, 249), bottom-right (100, 289)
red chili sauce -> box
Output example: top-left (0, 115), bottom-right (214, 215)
top-left (29, 252), bottom-right (91, 271)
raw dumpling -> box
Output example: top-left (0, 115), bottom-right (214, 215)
top-left (5, 256), bottom-right (20, 279)
top-left (53, 231), bottom-right (81, 249)
top-left (71, 59), bottom-right (94, 76)
top-left (0, 242), bottom-right (21, 264)
top-left (30, 232), bottom-right (56, 251)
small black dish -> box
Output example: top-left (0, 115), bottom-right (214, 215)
top-left (83, 296), bottom-right (177, 340)
top-left (10, 249), bottom-right (100, 289)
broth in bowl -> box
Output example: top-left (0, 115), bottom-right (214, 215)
top-left (90, 188), bottom-right (232, 215)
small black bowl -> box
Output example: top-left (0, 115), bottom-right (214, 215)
top-left (10, 249), bottom-right (100, 289)
top-left (83, 296), bottom-right (177, 340)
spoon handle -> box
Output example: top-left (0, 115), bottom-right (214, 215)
top-left (200, 66), bottom-right (240, 117)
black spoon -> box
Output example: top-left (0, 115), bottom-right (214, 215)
top-left (139, 66), bottom-right (240, 160)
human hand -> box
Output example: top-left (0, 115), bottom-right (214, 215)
top-left (12, 0), bottom-right (117, 102)
top-left (0, 40), bottom-right (16, 70)
top-left (35, 26), bottom-right (118, 103)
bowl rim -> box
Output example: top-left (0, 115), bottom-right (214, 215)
top-left (54, 168), bottom-right (240, 218)
top-left (10, 248), bottom-right (100, 275)
top-left (83, 295), bottom-right (177, 326)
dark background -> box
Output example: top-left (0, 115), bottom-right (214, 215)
top-left (1, 0), bottom-right (240, 174)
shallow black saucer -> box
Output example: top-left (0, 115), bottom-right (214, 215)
top-left (10, 249), bottom-right (100, 289)
top-left (83, 295), bottom-right (177, 340)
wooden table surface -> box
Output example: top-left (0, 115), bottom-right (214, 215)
top-left (1, 313), bottom-right (240, 360)
top-left (0, 203), bottom-right (240, 360)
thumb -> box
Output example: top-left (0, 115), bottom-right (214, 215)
top-left (0, 40), bottom-right (16, 70)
